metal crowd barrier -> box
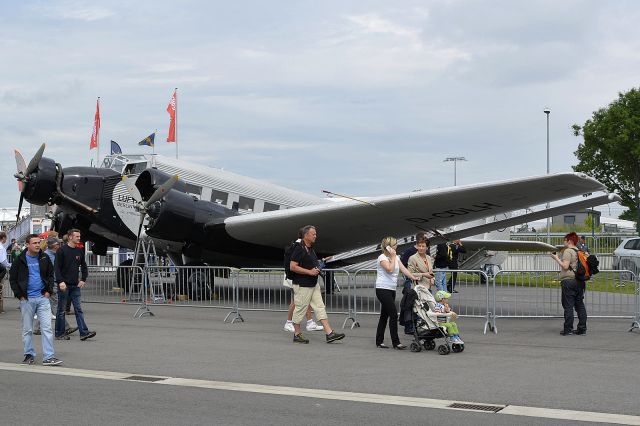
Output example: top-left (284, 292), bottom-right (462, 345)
top-left (490, 269), bottom-right (639, 333)
top-left (70, 264), bottom-right (640, 334)
top-left (501, 253), bottom-right (615, 271)
top-left (353, 268), bottom-right (492, 333)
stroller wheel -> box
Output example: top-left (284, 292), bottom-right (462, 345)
top-left (452, 343), bottom-right (462, 353)
top-left (410, 342), bottom-right (422, 352)
top-left (437, 345), bottom-right (450, 355)
top-left (423, 340), bottom-right (436, 351)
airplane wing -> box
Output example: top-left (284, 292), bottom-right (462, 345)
top-left (219, 172), bottom-right (609, 254)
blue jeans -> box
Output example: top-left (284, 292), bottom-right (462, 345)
top-left (20, 297), bottom-right (55, 360)
top-left (56, 286), bottom-right (89, 337)
top-left (435, 268), bottom-right (449, 292)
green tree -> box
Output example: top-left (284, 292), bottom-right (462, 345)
top-left (572, 88), bottom-right (640, 232)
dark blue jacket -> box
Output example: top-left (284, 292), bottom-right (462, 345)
top-left (9, 249), bottom-right (55, 300)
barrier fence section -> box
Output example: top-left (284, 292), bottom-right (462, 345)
top-left (491, 269), bottom-right (639, 333)
top-left (352, 268), bottom-right (492, 333)
top-left (32, 264), bottom-right (640, 334)
top-left (233, 268), bottom-right (355, 327)
top-left (501, 253), bottom-right (615, 271)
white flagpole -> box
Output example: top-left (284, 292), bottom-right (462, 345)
top-left (96, 97), bottom-right (100, 167)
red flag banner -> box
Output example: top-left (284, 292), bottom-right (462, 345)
top-left (89, 99), bottom-right (100, 150)
top-left (166, 89), bottom-right (176, 143)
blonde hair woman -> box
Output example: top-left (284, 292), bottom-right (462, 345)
top-left (375, 236), bottom-right (418, 349)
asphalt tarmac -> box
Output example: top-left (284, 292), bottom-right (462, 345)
top-left (1, 297), bottom-right (639, 425)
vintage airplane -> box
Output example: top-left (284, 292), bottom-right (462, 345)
top-left (13, 144), bottom-right (620, 277)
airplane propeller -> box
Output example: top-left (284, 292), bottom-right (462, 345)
top-left (122, 174), bottom-right (179, 241)
top-left (13, 143), bottom-right (46, 223)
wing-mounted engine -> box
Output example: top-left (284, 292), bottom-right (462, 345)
top-left (134, 168), bottom-right (238, 244)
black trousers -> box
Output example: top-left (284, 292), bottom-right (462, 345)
top-left (447, 265), bottom-right (459, 292)
top-left (561, 278), bottom-right (587, 332)
top-left (376, 288), bottom-right (400, 346)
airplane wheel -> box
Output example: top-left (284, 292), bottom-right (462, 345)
top-left (177, 263), bottom-right (213, 301)
top-left (116, 259), bottom-right (134, 291)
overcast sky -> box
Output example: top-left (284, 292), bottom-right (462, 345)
top-left (2, 0), bottom-right (639, 217)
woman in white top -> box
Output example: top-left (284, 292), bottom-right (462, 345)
top-left (375, 236), bottom-right (419, 349)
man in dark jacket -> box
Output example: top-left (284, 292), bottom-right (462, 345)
top-left (447, 240), bottom-right (466, 293)
top-left (9, 234), bottom-right (62, 366)
top-left (55, 229), bottom-right (96, 341)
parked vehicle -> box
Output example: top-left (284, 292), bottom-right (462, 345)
top-left (613, 237), bottom-right (640, 274)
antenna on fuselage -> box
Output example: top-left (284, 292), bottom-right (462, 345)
top-left (321, 190), bottom-right (377, 207)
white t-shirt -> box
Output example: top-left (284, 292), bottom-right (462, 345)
top-left (376, 253), bottom-right (399, 290)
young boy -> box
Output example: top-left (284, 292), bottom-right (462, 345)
top-left (434, 290), bottom-right (464, 344)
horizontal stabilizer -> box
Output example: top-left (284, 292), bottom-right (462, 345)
top-left (436, 193), bottom-right (620, 244)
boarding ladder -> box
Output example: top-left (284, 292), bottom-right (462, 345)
top-left (129, 238), bottom-right (165, 318)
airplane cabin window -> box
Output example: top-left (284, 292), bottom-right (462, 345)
top-left (238, 196), bottom-right (255, 212)
top-left (184, 183), bottom-right (202, 196)
top-left (211, 190), bottom-right (228, 205)
top-left (263, 202), bottom-right (280, 212)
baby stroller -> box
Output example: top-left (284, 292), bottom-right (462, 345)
top-left (409, 284), bottom-right (465, 355)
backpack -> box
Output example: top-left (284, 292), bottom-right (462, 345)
top-left (283, 241), bottom-right (300, 280)
top-left (572, 248), bottom-right (599, 281)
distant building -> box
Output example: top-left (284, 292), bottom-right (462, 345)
top-left (551, 209), bottom-right (601, 229)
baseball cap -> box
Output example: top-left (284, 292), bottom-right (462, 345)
top-left (435, 290), bottom-right (451, 302)
top-left (47, 236), bottom-right (61, 248)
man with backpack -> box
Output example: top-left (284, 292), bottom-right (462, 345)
top-left (282, 228), bottom-right (324, 333)
top-left (289, 225), bottom-right (345, 344)
top-left (551, 232), bottom-right (587, 336)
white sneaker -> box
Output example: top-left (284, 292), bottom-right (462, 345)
top-left (306, 320), bottom-right (324, 331)
top-left (456, 336), bottom-right (464, 344)
top-left (283, 321), bottom-right (295, 332)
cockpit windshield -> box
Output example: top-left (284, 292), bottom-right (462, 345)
top-left (102, 155), bottom-right (148, 175)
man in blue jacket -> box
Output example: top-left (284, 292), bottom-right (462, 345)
top-left (9, 234), bottom-right (62, 366)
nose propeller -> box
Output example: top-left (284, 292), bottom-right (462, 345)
top-left (13, 143), bottom-right (46, 223)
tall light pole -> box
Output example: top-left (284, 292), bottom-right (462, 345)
top-left (544, 108), bottom-right (551, 244)
top-left (444, 157), bottom-right (467, 186)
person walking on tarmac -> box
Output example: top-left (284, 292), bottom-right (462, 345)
top-left (551, 232), bottom-right (587, 336)
top-left (290, 225), bottom-right (345, 344)
top-left (55, 229), bottom-right (96, 341)
top-left (9, 234), bottom-right (62, 366)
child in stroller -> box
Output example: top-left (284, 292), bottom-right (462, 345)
top-left (409, 283), bottom-right (465, 354)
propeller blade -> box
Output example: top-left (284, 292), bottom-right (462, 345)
top-left (137, 212), bottom-right (146, 240)
top-left (145, 175), bottom-right (179, 206)
top-left (16, 193), bottom-right (24, 224)
top-left (122, 175), bottom-right (143, 204)
top-left (14, 149), bottom-right (27, 192)
top-left (25, 143), bottom-right (46, 175)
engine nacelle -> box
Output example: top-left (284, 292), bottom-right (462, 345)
top-left (135, 168), bottom-right (187, 199)
top-left (145, 189), bottom-right (238, 243)
top-left (24, 157), bottom-right (57, 205)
